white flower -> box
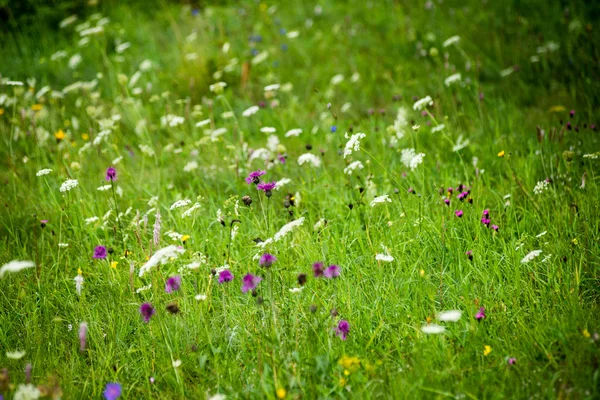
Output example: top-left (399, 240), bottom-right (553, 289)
top-left (444, 73), bottom-right (461, 86)
top-left (413, 96), bottom-right (433, 111)
top-left (274, 178), bottom-right (291, 190)
top-left (6, 350), bottom-right (26, 359)
top-left (58, 243), bottom-right (69, 248)
top-left (183, 161), bottom-right (199, 172)
top-left (74, 274), bottom-right (84, 295)
top-left (264, 84), bottom-right (280, 92)
top-left (500, 67), bottom-right (514, 78)
top-left (59, 15), bottom-right (78, 28)
top-left (344, 161), bottom-right (364, 175)
top-left (208, 394), bottom-right (227, 400)
top-left (298, 153), bottom-right (322, 167)
top-left (421, 324), bottom-right (446, 334)
top-left (195, 119), bottom-right (211, 127)
top-left (330, 74), bottom-right (344, 85)
top-left (533, 180), bottom-right (549, 194)
top-left (431, 124), bottom-right (445, 133)
top-left (85, 216), bottom-right (99, 224)
top-left (452, 135), bottom-right (470, 152)
top-left (172, 359), bottom-right (182, 368)
top-left (375, 254), bottom-right (394, 262)
top-left (209, 81), bottom-right (227, 93)
top-left (68, 54), bottom-right (82, 69)
top-left (160, 114), bottom-right (185, 128)
top-left (136, 284), bottom-right (152, 293)
top-left (536, 231), bottom-right (547, 238)
top-left (251, 51), bottom-right (269, 65)
top-left (13, 383), bottom-right (41, 400)
top-left (97, 185), bottom-right (111, 191)
top-left (139, 245), bottom-right (185, 276)
top-left (0, 260), bottom-right (35, 278)
top-left (401, 148), bottom-right (425, 170)
top-left (112, 156), bottom-right (123, 164)
top-left (273, 217), bottom-right (305, 241)
top-left (285, 128), bottom-right (302, 137)
top-left (60, 179), bottom-right (79, 192)
top-left (260, 126), bottom-right (276, 133)
top-left (170, 199), bottom-right (191, 210)
top-left (313, 218), bottom-right (327, 231)
top-left (242, 105), bottom-right (260, 117)
top-left (221, 111), bottom-right (234, 119)
top-left (286, 31), bottom-right (300, 38)
top-left (36, 168), bottom-right (52, 176)
top-left (195, 294), bottom-right (207, 301)
top-left (289, 287), bottom-right (304, 293)
top-left (438, 310), bottom-right (462, 322)
top-left (443, 35), bottom-right (460, 47)
top-left (521, 250), bottom-right (542, 264)
top-left (343, 132), bottom-right (366, 159)
top-left (182, 202), bottom-right (202, 218)
top-left (370, 195), bottom-right (392, 207)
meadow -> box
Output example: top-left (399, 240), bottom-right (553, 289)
top-left (1, 0), bottom-right (599, 398)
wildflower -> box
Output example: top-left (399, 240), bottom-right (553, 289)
top-left (375, 254), bottom-right (394, 262)
top-left (413, 96), bottom-right (433, 111)
top-left (483, 345), bottom-right (492, 356)
top-left (79, 322), bottom-right (87, 352)
top-left (110, 261), bottom-right (118, 269)
top-left (166, 303), bottom-right (179, 314)
top-left (103, 383), bottom-right (122, 400)
top-left (273, 217), bottom-right (305, 241)
top-left (298, 153), bottom-right (322, 167)
top-left (93, 246), bottom-right (107, 259)
top-left (242, 105), bottom-right (260, 117)
top-left (507, 357), bottom-right (517, 365)
top-left (443, 198), bottom-right (450, 206)
top-left (491, 224), bottom-right (499, 231)
top-left (55, 129), bottom-right (66, 141)
top-left (6, 350), bottom-right (26, 359)
top-left (139, 303), bottom-right (156, 323)
top-left (497, 150), bottom-right (505, 157)
top-left (276, 388), bottom-right (287, 399)
top-left (323, 265), bottom-right (340, 279)
top-left (209, 82), bottom-right (227, 93)
top-left (335, 320), bottom-right (350, 340)
top-left (245, 170), bottom-right (266, 184)
top-left (370, 195), bottom-right (392, 207)
top-left (218, 270), bottom-right (234, 283)
top-left (13, 384), bottom-right (41, 400)
top-left (36, 168), bottom-right (52, 176)
top-left (170, 199), bottom-right (192, 210)
top-left (257, 181), bottom-right (277, 197)
top-left (344, 160), bottom-right (364, 175)
top-left (139, 245), bottom-right (185, 276)
top-left (285, 128), bottom-right (302, 137)
top-left (260, 127), bottom-right (276, 133)
top-left (260, 253), bottom-right (277, 268)
top-left (59, 179), bottom-right (79, 192)
top-left (242, 273), bottom-right (263, 293)
top-left (0, 260), bottom-right (35, 278)
top-left (466, 250), bottom-right (473, 261)
top-left (74, 270), bottom-right (84, 295)
top-left (401, 148), bottom-right (425, 170)
top-left (165, 276), bottom-right (182, 293)
top-left (455, 210), bottom-right (463, 218)
top-left (105, 167), bottom-right (117, 181)
top-left (521, 250), bottom-right (542, 263)
top-left (195, 294), bottom-right (207, 301)
top-left (421, 324), bottom-right (445, 334)
top-left (444, 73), bottom-right (461, 86)
top-left (438, 310), bottom-right (462, 322)
top-left (475, 307), bottom-right (486, 321)
top-left (312, 262), bottom-right (324, 277)
top-left (443, 35), bottom-right (460, 47)
top-left (343, 132), bottom-right (366, 158)
top-left (533, 180), bottom-right (549, 194)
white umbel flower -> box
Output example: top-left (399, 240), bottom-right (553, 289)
top-left (344, 161), bottom-right (364, 175)
top-left (60, 179), bottom-right (79, 192)
top-left (36, 168), bottom-right (52, 176)
top-left (533, 180), bottom-right (549, 194)
top-left (401, 148), bottom-right (425, 170)
top-left (1, 260), bottom-right (35, 278)
top-left (521, 250), bottom-right (542, 264)
top-left (375, 253), bottom-right (394, 262)
top-left (413, 95), bottom-right (433, 111)
top-left (170, 199), bottom-right (191, 210)
top-left (242, 105), bottom-right (259, 117)
top-left (421, 324), bottom-right (445, 334)
top-left (285, 128), bottom-right (302, 137)
top-left (298, 153), bottom-right (322, 167)
top-left (444, 73), bottom-right (461, 86)
top-left (443, 35), bottom-right (460, 47)
top-left (343, 132), bottom-right (366, 159)
top-left (139, 245), bottom-right (185, 276)
top-left (370, 195), bottom-right (392, 207)
top-left (260, 126), bottom-right (276, 133)
top-left (438, 310), bottom-right (462, 322)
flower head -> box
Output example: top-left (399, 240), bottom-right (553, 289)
top-left (257, 181), bottom-right (277, 192)
top-left (165, 276), bottom-right (182, 293)
top-left (105, 167), bottom-right (117, 182)
top-left (335, 320), bottom-right (350, 340)
top-left (103, 382), bottom-right (122, 400)
top-left (491, 224), bottom-right (499, 232)
top-left (323, 264), bottom-right (340, 279)
top-left (139, 303), bottom-right (156, 323)
top-left (475, 307), bottom-right (486, 321)
top-left (218, 270), bottom-right (234, 284)
top-left (507, 357), bottom-right (517, 365)
top-left (245, 170), bottom-right (266, 184)
top-left (93, 245), bottom-right (107, 259)
top-left (312, 262), bottom-right (324, 277)
top-left (259, 253), bottom-right (277, 268)
top-left (455, 210), bottom-right (463, 218)
top-left (241, 273), bottom-right (263, 293)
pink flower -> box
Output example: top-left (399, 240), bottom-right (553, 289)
top-left (475, 307), bottom-right (486, 321)
top-left (455, 210), bottom-right (463, 218)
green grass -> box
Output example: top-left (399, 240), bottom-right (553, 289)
top-left (1, 0), bottom-right (599, 398)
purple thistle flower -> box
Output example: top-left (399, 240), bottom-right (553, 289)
top-left (481, 217), bottom-right (490, 226)
top-left (491, 224), bottom-right (499, 232)
top-left (40, 219), bottom-right (48, 228)
top-left (466, 250), bottom-right (473, 261)
top-left (259, 253), bottom-right (277, 268)
top-left (105, 166), bottom-right (117, 182)
top-left (569, 109), bottom-right (575, 118)
top-left (257, 181), bottom-right (277, 192)
top-left (79, 322), bottom-right (88, 352)
top-left (165, 276), bottom-right (182, 293)
top-left (475, 307), bottom-right (486, 321)
top-left (241, 273), bottom-right (263, 293)
top-left (447, 187), bottom-right (454, 194)
top-left (245, 170), bottom-right (266, 184)
top-left (277, 154), bottom-right (286, 164)
top-left (103, 382), bottom-right (122, 400)
top-left (455, 210), bottom-right (463, 218)
top-left (443, 198), bottom-right (450, 206)
top-left (482, 209), bottom-right (490, 217)
top-left (457, 191), bottom-right (468, 201)
top-left (139, 303), bottom-right (156, 323)
top-left (218, 270), bottom-right (234, 284)
top-left (507, 357), bottom-right (517, 365)
top-left (335, 320), bottom-right (350, 340)
top-left (93, 245), bottom-right (107, 259)
top-left (312, 262), bottom-right (324, 278)
top-left (323, 264), bottom-right (341, 279)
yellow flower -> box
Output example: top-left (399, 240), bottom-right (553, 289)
top-left (77, 268), bottom-right (82, 275)
top-left (31, 104), bottom-right (43, 111)
top-left (339, 377), bottom-right (348, 387)
top-left (338, 355), bottom-right (360, 371)
top-left (497, 150), bottom-right (505, 157)
top-left (483, 345), bottom-right (492, 356)
top-left (124, 249), bottom-right (132, 256)
top-left (549, 105), bottom-right (566, 113)
top-left (0, 108), bottom-right (4, 115)
top-left (55, 129), bottom-right (65, 141)
top-left (181, 235), bottom-right (190, 243)
top-left (110, 261), bottom-right (118, 269)
top-left (81, 133), bottom-right (89, 141)
top-left (583, 329), bottom-right (591, 338)
top-left (275, 388), bottom-right (286, 399)
top-left (419, 269), bottom-right (425, 277)
top-left (571, 238), bottom-right (578, 246)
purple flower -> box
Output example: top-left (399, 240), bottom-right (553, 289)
top-left (457, 191), bottom-right (468, 201)
top-left (455, 210), bottom-right (463, 218)
top-left (245, 170), bottom-right (266, 184)
top-left (79, 322), bottom-right (87, 352)
top-left (475, 307), bottom-right (486, 321)
top-left (40, 219), bottom-right (48, 228)
top-left (335, 320), bottom-right (350, 340)
top-left (507, 357), bottom-right (517, 365)
top-left (447, 187), bottom-right (454, 194)
top-left (259, 253), bottom-right (277, 268)
top-left (323, 265), bottom-right (340, 279)
top-left (218, 270), bottom-right (234, 284)
top-left (277, 154), bottom-right (286, 164)
top-left (481, 217), bottom-right (490, 226)
top-left (491, 224), bottom-right (499, 232)
top-left (241, 273), bottom-right (263, 293)
top-left (105, 167), bottom-right (117, 182)
top-left (482, 209), bottom-right (490, 217)
top-left (139, 303), bottom-right (156, 323)
top-left (312, 262), bottom-right (324, 278)
top-left (569, 109), bottom-right (575, 118)
top-left (443, 198), bottom-right (450, 206)
top-left (466, 250), bottom-right (473, 261)
top-left (93, 245), bottom-right (107, 259)
top-left (165, 276), bottom-right (182, 293)
top-left (103, 382), bottom-right (122, 400)
top-left (257, 181), bottom-right (277, 192)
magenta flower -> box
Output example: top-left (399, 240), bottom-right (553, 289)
top-left (165, 276), bottom-right (182, 293)
top-left (466, 250), bottom-right (473, 261)
top-left (40, 219), bottom-right (48, 228)
top-left (277, 154), bottom-right (286, 164)
top-left (257, 181), bottom-right (277, 192)
top-left (507, 357), bottom-right (517, 365)
top-left (457, 191), bottom-right (468, 201)
top-left (241, 273), bottom-right (263, 293)
top-left (312, 262), bottom-right (324, 278)
top-left (491, 224), bottom-right (499, 231)
top-left (245, 170), bottom-right (266, 184)
top-left (443, 198), bottom-right (450, 206)
top-left (482, 209), bottom-right (490, 217)
top-left (481, 217), bottom-right (490, 226)
top-left (259, 253), bottom-right (277, 268)
top-left (139, 302), bottom-right (156, 323)
top-left (218, 270), bottom-right (234, 283)
top-left (455, 210), bottom-right (463, 218)
top-left (105, 166), bottom-right (117, 182)
top-left (103, 382), bottom-right (122, 400)
top-left (335, 320), bottom-right (350, 340)
top-left (323, 265), bottom-right (340, 279)
top-left (475, 307), bottom-right (486, 321)
top-left (93, 245), bottom-right (107, 259)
